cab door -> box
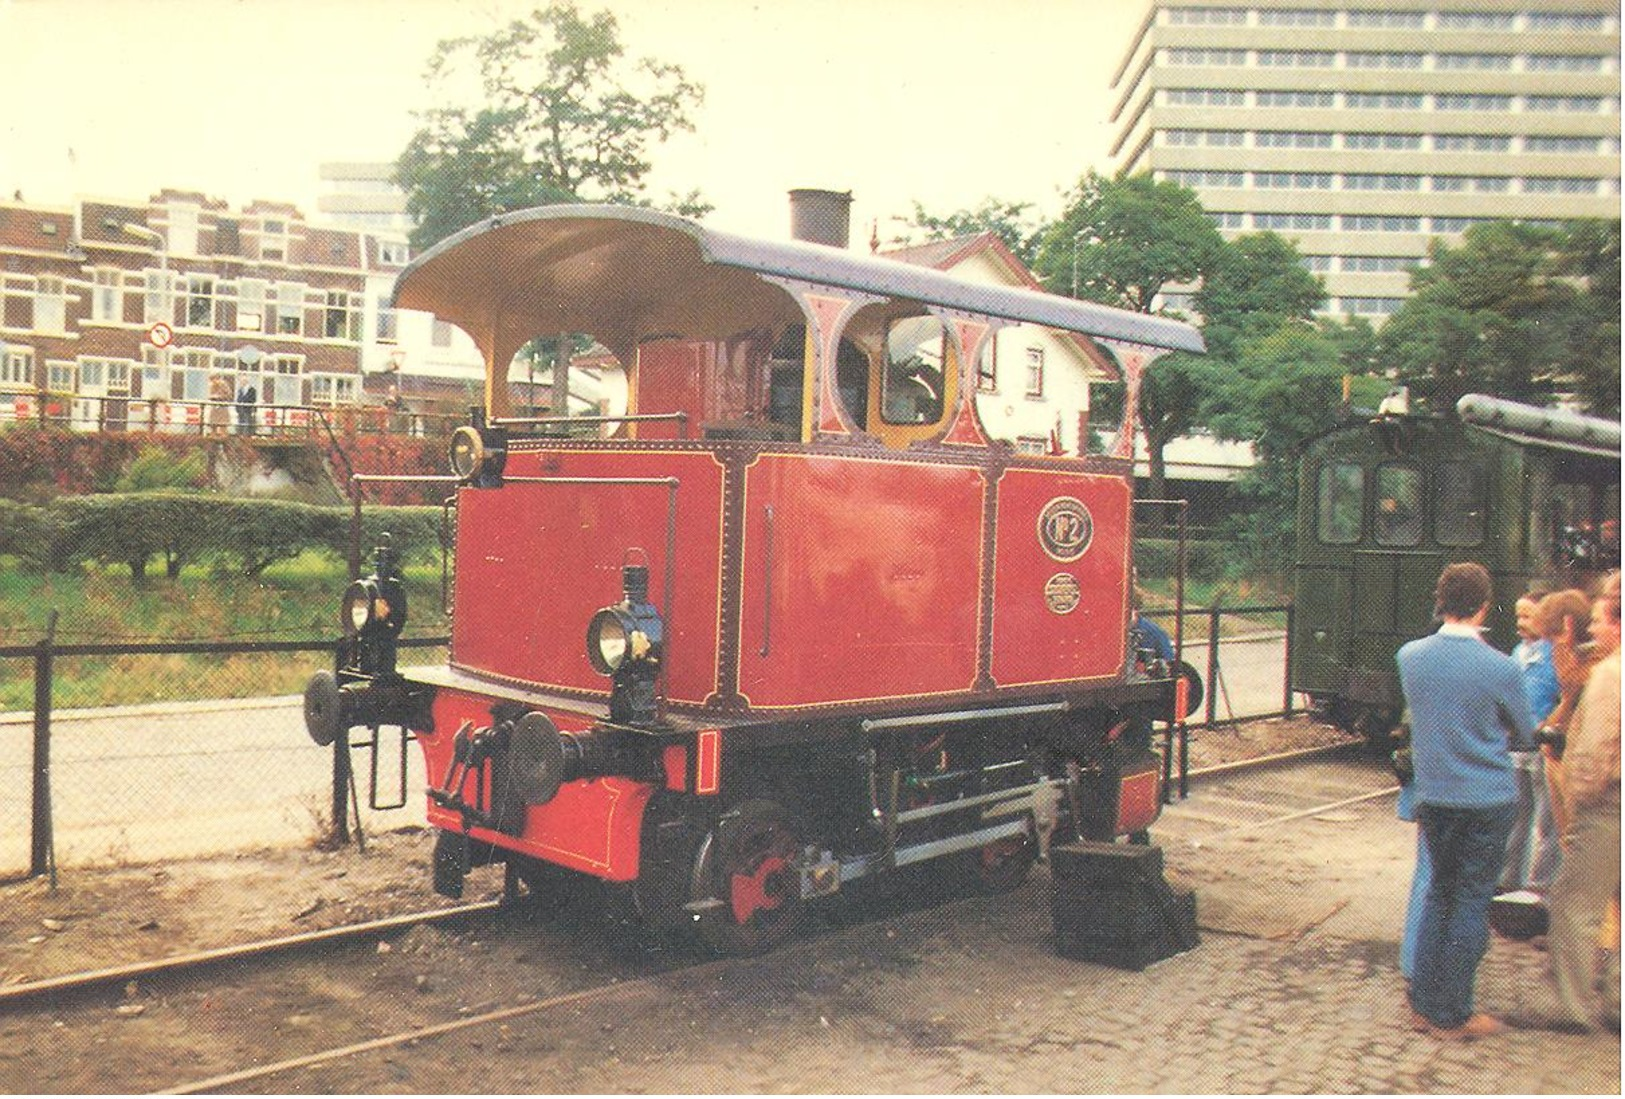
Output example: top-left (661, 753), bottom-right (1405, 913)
top-left (1348, 462), bottom-right (1437, 707)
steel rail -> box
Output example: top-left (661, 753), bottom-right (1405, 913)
top-left (1184, 737), bottom-right (1367, 785)
top-left (0, 900), bottom-right (501, 1009)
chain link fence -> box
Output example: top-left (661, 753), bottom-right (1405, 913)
top-left (0, 636), bottom-right (443, 882)
top-left (0, 608), bottom-right (1301, 883)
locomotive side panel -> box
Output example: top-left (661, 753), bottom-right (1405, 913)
top-left (990, 467), bottom-right (1132, 688)
top-left (735, 452), bottom-right (984, 708)
top-left (450, 447), bottom-right (728, 706)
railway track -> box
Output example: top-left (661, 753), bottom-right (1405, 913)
top-left (6, 743), bottom-right (1393, 1093)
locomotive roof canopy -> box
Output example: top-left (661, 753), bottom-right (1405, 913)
top-left (391, 204), bottom-right (1207, 367)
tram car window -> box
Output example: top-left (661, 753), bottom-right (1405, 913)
top-left (1291, 392), bottom-right (1620, 742)
top-left (303, 204), bottom-right (1206, 955)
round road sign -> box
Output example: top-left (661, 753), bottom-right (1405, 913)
top-left (147, 322), bottom-right (174, 349)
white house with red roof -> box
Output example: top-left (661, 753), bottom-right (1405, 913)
top-left (881, 232), bottom-right (1117, 455)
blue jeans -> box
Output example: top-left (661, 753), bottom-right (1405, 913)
top-left (1411, 801), bottom-right (1517, 1029)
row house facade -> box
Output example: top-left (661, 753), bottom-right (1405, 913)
top-left (0, 189), bottom-right (415, 433)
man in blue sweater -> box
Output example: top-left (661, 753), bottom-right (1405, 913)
top-left (1398, 562), bottom-right (1536, 1039)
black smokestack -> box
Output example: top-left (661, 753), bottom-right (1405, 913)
top-left (788, 189), bottom-right (852, 248)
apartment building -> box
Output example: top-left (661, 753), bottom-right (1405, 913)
top-left (317, 162), bottom-right (414, 237)
top-left (0, 189), bottom-right (410, 430)
top-left (1109, 1), bottom-right (1621, 319)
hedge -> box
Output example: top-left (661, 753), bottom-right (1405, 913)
top-left (3, 494), bottom-right (445, 582)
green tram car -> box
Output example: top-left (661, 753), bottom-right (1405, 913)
top-left (1291, 392), bottom-right (1621, 738)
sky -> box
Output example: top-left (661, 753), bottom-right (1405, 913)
top-left (0, 0), bottom-right (1148, 242)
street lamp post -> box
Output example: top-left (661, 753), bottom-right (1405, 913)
top-left (122, 222), bottom-right (167, 270)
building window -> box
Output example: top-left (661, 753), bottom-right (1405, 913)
top-left (1346, 52), bottom-right (1424, 69)
top-left (1255, 172), bottom-right (1333, 189)
top-left (1344, 174), bottom-right (1422, 191)
top-left (432, 319), bottom-right (454, 348)
top-left (1526, 13), bottom-right (1606, 32)
top-left (1259, 8), bottom-right (1335, 26)
top-left (236, 279), bottom-right (266, 332)
top-left (1436, 94), bottom-right (1512, 111)
top-left (1300, 255), bottom-right (1333, 272)
top-left (1343, 216), bottom-right (1421, 232)
top-left (1160, 292), bottom-right (1196, 312)
top-left (1341, 296), bottom-right (1406, 316)
top-left (324, 290), bottom-right (362, 341)
top-left (1168, 6), bottom-right (1247, 24)
top-left (375, 299), bottom-right (398, 342)
top-left (1435, 53), bottom-right (1513, 70)
top-left (1256, 130), bottom-right (1333, 148)
top-left (275, 282), bottom-right (304, 336)
top-left (1014, 436), bottom-right (1049, 455)
top-left (1165, 170), bottom-right (1245, 187)
top-left (1437, 12), bottom-right (1514, 30)
top-left (1347, 10), bottom-right (1424, 28)
top-left (1345, 92), bottom-right (1423, 110)
top-left (310, 373), bottom-right (358, 405)
top-left (1431, 217), bottom-right (1486, 233)
top-left (1166, 88), bottom-right (1247, 106)
top-left (1526, 95), bottom-right (1606, 113)
top-left (1257, 50), bottom-right (1335, 67)
top-left (1433, 134), bottom-right (1511, 152)
top-left (1, 345), bottom-right (34, 388)
top-left (1342, 256), bottom-right (1421, 273)
top-left (1167, 47), bottom-right (1247, 66)
top-left (47, 362), bottom-right (73, 392)
top-left (1209, 211), bottom-right (1247, 229)
top-left (1525, 136), bottom-right (1603, 153)
top-left (185, 277), bottom-right (215, 329)
top-left (91, 270), bottom-right (123, 323)
top-left (378, 240), bottom-right (410, 265)
top-left (1433, 177), bottom-right (1467, 192)
top-left (33, 277), bottom-right (66, 335)
top-left (1435, 462), bottom-right (1486, 547)
top-left (1254, 212), bottom-right (1333, 231)
top-left (1345, 133), bottom-right (1422, 150)
top-left (1024, 347), bottom-right (1044, 399)
top-left (1524, 177), bottom-right (1600, 194)
top-left (143, 270), bottom-right (175, 325)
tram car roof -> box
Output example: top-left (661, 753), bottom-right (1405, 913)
top-left (392, 203), bottom-right (1206, 370)
top-left (1312, 392), bottom-right (1621, 463)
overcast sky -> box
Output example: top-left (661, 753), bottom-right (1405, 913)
top-left (0, 0), bottom-right (1146, 241)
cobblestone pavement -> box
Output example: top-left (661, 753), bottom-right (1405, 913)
top-left (273, 758), bottom-right (1619, 1095)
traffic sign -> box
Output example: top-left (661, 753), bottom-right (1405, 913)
top-left (147, 322), bottom-right (174, 348)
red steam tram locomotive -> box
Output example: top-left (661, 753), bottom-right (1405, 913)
top-left (304, 202), bottom-right (1205, 954)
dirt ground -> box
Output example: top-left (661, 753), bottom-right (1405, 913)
top-left (0, 715), bottom-right (1351, 987)
top-left (0, 715), bottom-right (1377, 1093)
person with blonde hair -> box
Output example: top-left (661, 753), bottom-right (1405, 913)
top-left (1547, 571), bottom-right (1621, 1032)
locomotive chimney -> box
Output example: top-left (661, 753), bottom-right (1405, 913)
top-left (788, 188), bottom-right (852, 249)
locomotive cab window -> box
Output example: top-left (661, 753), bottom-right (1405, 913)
top-left (881, 315), bottom-right (946, 426)
top-left (1317, 462), bottom-right (1364, 544)
top-left (1374, 463), bottom-right (1423, 547)
top-left (1433, 461), bottom-right (1485, 546)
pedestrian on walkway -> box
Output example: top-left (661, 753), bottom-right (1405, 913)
top-left (1399, 562), bottom-right (1537, 1040)
top-left (1547, 571), bottom-right (1621, 1033)
top-left (1500, 592), bottom-right (1563, 895)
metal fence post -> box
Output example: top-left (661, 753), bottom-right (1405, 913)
top-left (1282, 603), bottom-right (1296, 718)
top-left (1204, 605), bottom-right (1221, 728)
top-left (30, 611), bottom-right (58, 879)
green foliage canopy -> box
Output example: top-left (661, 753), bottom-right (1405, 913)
top-left (397, 3), bottom-right (708, 250)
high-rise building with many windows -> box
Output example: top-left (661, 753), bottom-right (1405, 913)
top-left (1108, 1), bottom-right (1621, 319)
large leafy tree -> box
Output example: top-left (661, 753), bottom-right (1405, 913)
top-left (1377, 220), bottom-right (1616, 413)
top-left (1030, 172), bottom-right (1226, 502)
top-left (396, 3), bottom-right (708, 251)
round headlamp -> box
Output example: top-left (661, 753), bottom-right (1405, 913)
top-left (449, 425), bottom-right (486, 480)
top-left (343, 579), bottom-right (377, 634)
top-left (587, 608), bottom-right (633, 674)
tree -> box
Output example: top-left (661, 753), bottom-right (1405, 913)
top-left (891, 198), bottom-right (1045, 268)
top-left (1377, 221), bottom-right (1603, 413)
top-left (1557, 219), bottom-right (1621, 417)
top-left (1033, 171), bottom-right (1223, 310)
top-left (397, 4), bottom-right (708, 250)
top-left (1193, 232), bottom-right (1325, 362)
top-left (1031, 172), bottom-right (1225, 501)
